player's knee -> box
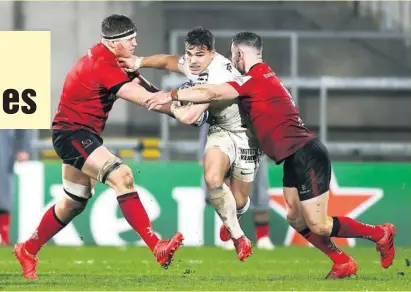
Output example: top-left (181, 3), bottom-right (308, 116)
top-left (204, 170), bottom-right (224, 190)
top-left (61, 179), bottom-right (91, 214)
top-left (235, 195), bottom-right (249, 211)
top-left (97, 156), bottom-right (123, 185)
top-left (108, 164), bottom-right (135, 192)
top-left (58, 196), bottom-right (87, 217)
top-left (305, 216), bottom-right (333, 236)
top-left (286, 212), bottom-right (306, 231)
top-left (237, 196), bottom-right (250, 215)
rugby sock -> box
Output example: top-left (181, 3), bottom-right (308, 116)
top-left (236, 197), bottom-right (250, 216)
top-left (331, 216), bottom-right (384, 242)
top-left (299, 228), bottom-right (350, 265)
top-left (0, 211), bottom-right (10, 245)
top-left (209, 184), bottom-right (244, 239)
top-left (25, 206), bottom-right (65, 255)
top-left (255, 223), bottom-right (269, 241)
top-left (117, 192), bottom-right (159, 251)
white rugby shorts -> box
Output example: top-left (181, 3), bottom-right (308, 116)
top-left (204, 125), bottom-right (261, 183)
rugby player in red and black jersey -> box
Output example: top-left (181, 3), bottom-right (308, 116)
top-left (144, 32), bottom-right (397, 279)
top-left (12, 14), bottom-right (183, 280)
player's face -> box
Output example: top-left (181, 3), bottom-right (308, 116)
top-left (185, 44), bottom-right (215, 75)
top-left (231, 44), bottom-right (245, 74)
top-left (114, 36), bottom-right (137, 58)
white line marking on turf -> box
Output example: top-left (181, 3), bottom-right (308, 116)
top-left (187, 260), bottom-right (203, 264)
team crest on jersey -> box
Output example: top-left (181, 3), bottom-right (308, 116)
top-left (178, 81), bottom-right (196, 90)
top-left (225, 63), bottom-right (233, 73)
top-left (81, 139), bottom-right (93, 148)
top-left (197, 71), bottom-right (209, 84)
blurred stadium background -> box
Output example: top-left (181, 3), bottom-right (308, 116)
top-left (1, 2), bottom-right (411, 290)
top-left (1, 0), bottom-right (411, 162)
top-left (1, 0), bottom-right (411, 249)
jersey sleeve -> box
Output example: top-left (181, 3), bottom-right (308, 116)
top-left (207, 62), bottom-right (240, 84)
top-left (226, 75), bottom-right (255, 96)
top-left (98, 61), bottom-right (131, 94)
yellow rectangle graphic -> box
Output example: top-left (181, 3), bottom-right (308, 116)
top-left (0, 31), bottom-right (51, 129)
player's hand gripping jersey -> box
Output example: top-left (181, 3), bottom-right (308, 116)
top-left (178, 53), bottom-right (250, 132)
top-left (179, 53), bottom-right (261, 182)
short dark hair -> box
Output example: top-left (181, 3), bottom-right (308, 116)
top-left (232, 32), bottom-right (263, 51)
top-left (185, 27), bottom-right (215, 51)
top-left (101, 14), bottom-right (136, 37)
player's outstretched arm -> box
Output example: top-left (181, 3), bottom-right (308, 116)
top-left (177, 83), bottom-right (240, 102)
top-left (116, 82), bottom-right (174, 116)
top-left (119, 55), bottom-right (181, 73)
top-left (144, 83), bottom-right (240, 110)
top-left (141, 54), bottom-right (181, 73)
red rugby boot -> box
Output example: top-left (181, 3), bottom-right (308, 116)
top-left (376, 223), bottom-right (396, 269)
top-left (232, 236), bottom-right (252, 261)
top-left (325, 257), bottom-right (358, 279)
top-left (12, 243), bottom-right (38, 280)
top-left (153, 232), bottom-right (184, 269)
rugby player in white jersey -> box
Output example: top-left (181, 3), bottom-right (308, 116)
top-left (120, 27), bottom-right (259, 261)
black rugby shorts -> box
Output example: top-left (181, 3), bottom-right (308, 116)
top-left (282, 138), bottom-right (332, 201)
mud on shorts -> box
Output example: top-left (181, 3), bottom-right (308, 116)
top-left (204, 125), bottom-right (262, 183)
top-left (52, 129), bottom-right (103, 171)
top-left (282, 138), bottom-right (332, 201)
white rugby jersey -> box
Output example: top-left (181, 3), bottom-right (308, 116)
top-left (178, 53), bottom-right (248, 132)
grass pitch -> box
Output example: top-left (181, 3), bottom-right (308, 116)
top-left (0, 245), bottom-right (410, 291)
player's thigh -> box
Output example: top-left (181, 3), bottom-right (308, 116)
top-left (290, 138), bottom-right (333, 231)
top-left (300, 191), bottom-right (331, 233)
top-left (53, 129), bottom-right (106, 177)
top-left (288, 138), bottom-right (332, 202)
top-left (227, 131), bottom-right (260, 208)
top-left (283, 187), bottom-right (303, 218)
top-left (283, 187), bottom-right (307, 231)
top-left (203, 128), bottom-right (233, 187)
top-left (230, 130), bottom-right (261, 184)
top-left (52, 129), bottom-right (126, 188)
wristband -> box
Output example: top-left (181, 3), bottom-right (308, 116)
top-left (171, 89), bottom-right (179, 101)
top-left (124, 57), bottom-right (143, 72)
